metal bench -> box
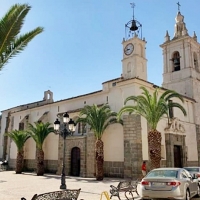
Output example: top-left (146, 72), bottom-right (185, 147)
top-left (0, 160), bottom-right (8, 171)
top-left (21, 188), bottom-right (81, 200)
top-left (110, 180), bottom-right (139, 200)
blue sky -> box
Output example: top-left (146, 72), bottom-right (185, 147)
top-left (0, 1), bottom-right (199, 112)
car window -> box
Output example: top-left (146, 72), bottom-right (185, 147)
top-left (184, 167), bottom-right (199, 172)
top-left (146, 170), bottom-right (177, 178)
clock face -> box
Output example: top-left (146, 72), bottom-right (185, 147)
top-left (124, 43), bottom-right (134, 55)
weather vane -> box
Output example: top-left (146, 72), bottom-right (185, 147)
top-left (177, 2), bottom-right (181, 12)
top-left (130, 2), bottom-right (135, 19)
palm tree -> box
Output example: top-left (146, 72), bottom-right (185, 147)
top-left (5, 130), bottom-right (30, 174)
top-left (76, 104), bottom-right (123, 181)
top-left (118, 86), bottom-right (187, 169)
top-left (0, 3), bottom-right (43, 70)
top-left (28, 122), bottom-right (54, 176)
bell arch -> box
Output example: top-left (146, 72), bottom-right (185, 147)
top-left (138, 43), bottom-right (143, 57)
top-left (127, 62), bottom-right (132, 78)
top-left (172, 51), bottom-right (181, 72)
top-left (193, 52), bottom-right (199, 72)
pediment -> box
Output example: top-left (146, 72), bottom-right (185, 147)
top-left (164, 117), bottom-right (185, 134)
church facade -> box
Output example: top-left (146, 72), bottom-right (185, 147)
top-left (0, 8), bottom-right (199, 178)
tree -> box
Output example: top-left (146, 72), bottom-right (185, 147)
top-left (118, 86), bottom-right (187, 169)
top-left (28, 122), bottom-right (54, 176)
top-left (5, 130), bottom-right (30, 174)
top-left (76, 104), bottom-right (123, 181)
top-left (0, 3), bottom-right (43, 70)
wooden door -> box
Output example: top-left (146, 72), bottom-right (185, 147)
top-left (71, 147), bottom-right (80, 176)
top-left (174, 145), bottom-right (182, 167)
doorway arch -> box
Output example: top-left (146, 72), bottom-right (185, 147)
top-left (71, 147), bottom-right (80, 176)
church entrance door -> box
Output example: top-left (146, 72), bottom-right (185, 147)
top-left (71, 147), bottom-right (80, 176)
top-left (174, 145), bottom-right (182, 167)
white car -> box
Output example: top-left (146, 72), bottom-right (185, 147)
top-left (140, 168), bottom-right (200, 200)
top-left (184, 167), bottom-right (200, 185)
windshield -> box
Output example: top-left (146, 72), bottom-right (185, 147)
top-left (146, 170), bottom-right (178, 178)
top-left (184, 168), bottom-right (199, 172)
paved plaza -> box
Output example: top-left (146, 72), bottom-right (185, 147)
top-left (1, 171), bottom-right (200, 200)
top-left (0, 171), bottom-right (140, 200)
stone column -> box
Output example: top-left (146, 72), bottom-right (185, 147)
top-left (123, 114), bottom-right (143, 179)
top-left (86, 131), bottom-right (96, 177)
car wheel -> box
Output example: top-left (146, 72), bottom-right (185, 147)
top-left (185, 189), bottom-right (190, 200)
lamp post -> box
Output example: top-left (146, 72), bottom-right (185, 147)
top-left (54, 112), bottom-right (76, 189)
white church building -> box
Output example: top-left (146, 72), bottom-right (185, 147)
top-left (0, 7), bottom-right (199, 178)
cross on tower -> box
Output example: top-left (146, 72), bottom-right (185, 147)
top-left (177, 2), bottom-right (181, 11)
top-left (130, 2), bottom-right (135, 19)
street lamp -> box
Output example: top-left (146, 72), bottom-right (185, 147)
top-left (54, 112), bottom-right (76, 189)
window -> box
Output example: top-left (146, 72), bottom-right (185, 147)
top-left (127, 62), bottom-right (131, 78)
top-left (194, 52), bottom-right (199, 72)
top-left (146, 170), bottom-right (177, 178)
top-left (19, 122), bottom-right (24, 130)
top-left (172, 51), bottom-right (180, 72)
top-left (78, 122), bottom-right (86, 134)
top-left (112, 82), bottom-right (116, 87)
top-left (11, 116), bottom-right (14, 130)
top-left (127, 62), bottom-right (131, 73)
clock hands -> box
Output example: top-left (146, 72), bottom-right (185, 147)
top-left (124, 43), bottom-right (134, 55)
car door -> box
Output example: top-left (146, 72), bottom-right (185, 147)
top-left (183, 169), bottom-right (197, 197)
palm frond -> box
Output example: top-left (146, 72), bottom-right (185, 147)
top-left (118, 86), bottom-right (187, 130)
top-left (0, 4), bottom-right (31, 52)
top-left (28, 122), bottom-right (54, 150)
top-left (77, 104), bottom-right (121, 139)
top-left (5, 130), bottom-right (30, 151)
top-left (0, 3), bottom-right (43, 70)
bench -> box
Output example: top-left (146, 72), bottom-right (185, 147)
top-left (0, 160), bottom-right (8, 171)
top-left (21, 188), bottom-right (81, 200)
top-left (110, 180), bottom-right (139, 200)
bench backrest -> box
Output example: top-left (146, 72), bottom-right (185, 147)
top-left (31, 188), bottom-right (81, 200)
top-left (118, 181), bottom-right (131, 189)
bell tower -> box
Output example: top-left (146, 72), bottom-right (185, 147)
top-left (161, 3), bottom-right (200, 128)
top-left (122, 3), bottom-right (147, 81)
top-left (161, 4), bottom-right (200, 99)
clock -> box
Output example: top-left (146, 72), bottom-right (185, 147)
top-left (124, 43), bottom-right (134, 55)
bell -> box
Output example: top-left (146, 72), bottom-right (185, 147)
top-left (130, 20), bottom-right (138, 31)
top-left (173, 58), bottom-right (180, 65)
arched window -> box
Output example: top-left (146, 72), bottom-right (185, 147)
top-left (193, 52), bottom-right (199, 72)
top-left (127, 62), bottom-right (131, 79)
top-left (172, 51), bottom-right (180, 72)
top-left (127, 62), bottom-right (131, 73)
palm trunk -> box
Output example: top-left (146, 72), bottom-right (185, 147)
top-left (36, 148), bottom-right (44, 176)
top-left (16, 150), bottom-right (24, 174)
top-left (148, 129), bottom-right (162, 169)
top-left (95, 139), bottom-right (104, 181)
